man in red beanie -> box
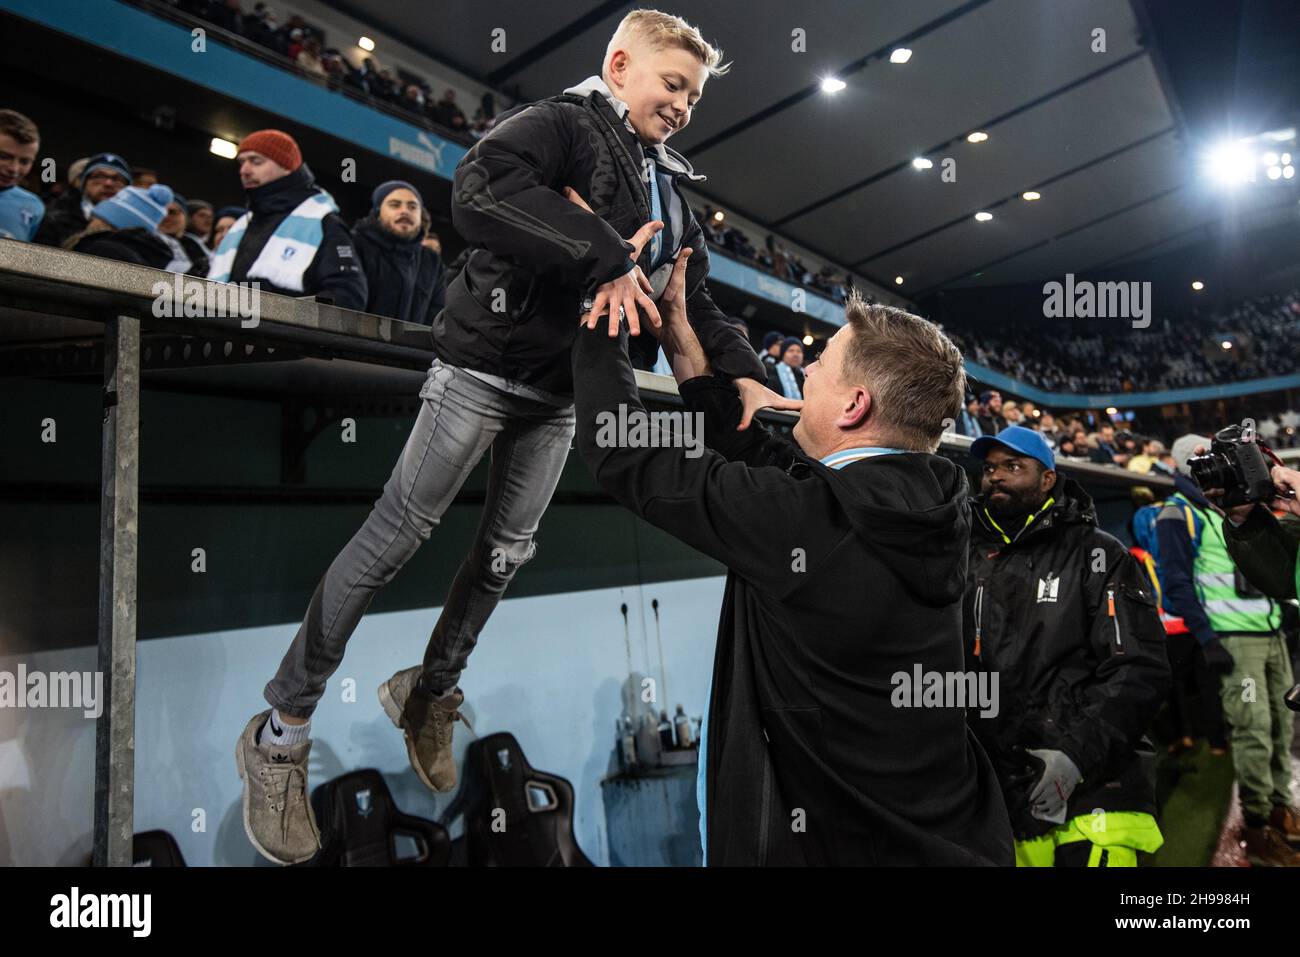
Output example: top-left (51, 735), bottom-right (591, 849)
top-left (207, 129), bottom-right (366, 310)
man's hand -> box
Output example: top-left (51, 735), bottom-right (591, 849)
top-left (734, 377), bottom-right (803, 431)
top-left (1271, 465), bottom-right (1300, 518)
top-left (1025, 748), bottom-right (1082, 824)
top-left (564, 186), bottom-right (662, 337)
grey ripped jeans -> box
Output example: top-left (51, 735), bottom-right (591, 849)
top-left (264, 359), bottom-right (575, 718)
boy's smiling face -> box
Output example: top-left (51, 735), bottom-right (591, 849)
top-left (606, 44), bottom-right (708, 146)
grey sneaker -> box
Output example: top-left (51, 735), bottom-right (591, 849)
top-left (378, 666), bottom-right (465, 792)
top-left (235, 710), bottom-right (321, 865)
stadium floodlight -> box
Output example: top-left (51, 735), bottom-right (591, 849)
top-left (711, 210), bottom-right (725, 223)
top-left (1268, 165), bottom-right (1283, 180)
top-left (1192, 280), bottom-right (1204, 291)
top-left (1205, 139), bottom-right (1256, 185)
top-left (967, 131), bottom-right (989, 143)
top-left (1221, 341), bottom-right (1233, 350)
top-left (358, 36), bottom-right (375, 51)
top-left (974, 211), bottom-right (993, 222)
top-left (894, 276), bottom-right (904, 285)
top-left (1283, 153), bottom-right (1293, 164)
top-left (1264, 152), bottom-right (1280, 166)
top-left (821, 77), bottom-right (847, 93)
top-left (1022, 190), bottom-right (1041, 201)
top-left (802, 335), bottom-right (814, 346)
top-left (1285, 166), bottom-right (1296, 179)
top-left (890, 48), bottom-right (913, 64)
top-left (209, 137), bottom-right (238, 159)
top-left (1106, 407), bottom-right (1118, 416)
top-left (912, 157), bottom-right (933, 170)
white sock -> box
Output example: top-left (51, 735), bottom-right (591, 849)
top-left (260, 709), bottom-right (310, 747)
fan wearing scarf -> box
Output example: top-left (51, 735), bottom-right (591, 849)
top-left (207, 129), bottom-right (366, 310)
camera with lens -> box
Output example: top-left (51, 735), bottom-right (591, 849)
top-left (1187, 425), bottom-right (1277, 507)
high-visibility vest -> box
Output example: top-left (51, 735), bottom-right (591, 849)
top-left (1129, 546), bottom-right (1188, 635)
top-left (1171, 494), bottom-right (1280, 635)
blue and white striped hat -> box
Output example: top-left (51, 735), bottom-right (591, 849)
top-left (91, 183), bottom-right (174, 233)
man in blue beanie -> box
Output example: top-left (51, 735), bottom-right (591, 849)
top-left (766, 335), bottom-right (805, 398)
top-left (35, 151), bottom-right (132, 248)
top-left (67, 182), bottom-right (178, 269)
top-left (350, 179), bottom-right (446, 325)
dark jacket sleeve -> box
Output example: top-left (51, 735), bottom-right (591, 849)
top-left (307, 215), bottom-right (368, 311)
top-left (1055, 544), bottom-right (1170, 784)
top-left (1224, 506), bottom-right (1300, 602)
top-left (428, 252), bottom-right (446, 319)
top-left (1156, 508), bottom-right (1217, 645)
top-left (574, 325), bottom-right (822, 596)
top-left (451, 102), bottom-right (636, 288)
top-left (678, 376), bottom-right (801, 470)
top-left (677, 215), bottom-right (766, 384)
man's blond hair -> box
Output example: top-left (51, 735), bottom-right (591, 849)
top-left (603, 9), bottom-right (731, 79)
top-left (839, 291), bottom-right (966, 453)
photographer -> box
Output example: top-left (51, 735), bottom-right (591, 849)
top-left (1175, 432), bottom-right (1300, 865)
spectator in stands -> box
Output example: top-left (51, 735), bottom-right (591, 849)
top-left (954, 392), bottom-right (983, 437)
top-left (133, 168), bottom-right (158, 188)
top-left (65, 183), bottom-right (178, 269)
top-left (1037, 412), bottom-right (1059, 450)
top-left (1157, 435), bottom-right (1298, 865)
top-left (403, 84), bottom-right (427, 112)
top-left (767, 336), bottom-right (805, 399)
top-left (1090, 422), bottom-right (1129, 467)
top-left (1002, 400), bottom-right (1023, 425)
top-left (1127, 438), bottom-right (1163, 474)
top-left (0, 109), bottom-right (44, 242)
top-left (977, 390), bottom-right (1006, 435)
top-left (296, 36), bottom-right (327, 79)
top-left (759, 330), bottom-right (782, 370)
top-left (35, 151), bottom-right (131, 247)
top-left (207, 129), bottom-right (366, 310)
top-left (431, 88), bottom-right (467, 131)
top-left (351, 180), bottom-right (445, 325)
top-left (158, 194), bottom-right (211, 276)
top-left (965, 427), bottom-right (1169, 865)
top-left (210, 204), bottom-right (243, 250)
top-left (186, 199), bottom-right (214, 247)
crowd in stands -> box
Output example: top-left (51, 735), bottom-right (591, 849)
top-left (165, 0), bottom-right (505, 140)
top-left (693, 204), bottom-right (858, 303)
top-left (945, 287), bottom-right (1300, 395)
top-left (0, 109), bottom-right (446, 325)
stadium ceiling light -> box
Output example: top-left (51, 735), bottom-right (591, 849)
top-left (821, 77), bottom-right (847, 93)
top-left (1106, 407), bottom-right (1118, 416)
top-left (209, 137), bottom-right (238, 159)
top-left (912, 157), bottom-right (933, 170)
top-left (1285, 166), bottom-right (1296, 179)
top-left (967, 131), bottom-right (989, 143)
top-left (802, 334), bottom-right (814, 346)
top-left (890, 48), bottom-right (912, 64)
top-left (1283, 153), bottom-right (1293, 164)
top-left (1191, 280), bottom-right (1204, 291)
top-left (1221, 340), bottom-right (1233, 350)
top-left (894, 275), bottom-right (904, 285)
top-left (1205, 139), bottom-right (1255, 185)
top-left (974, 211), bottom-right (993, 222)
top-left (1263, 151), bottom-right (1280, 166)
top-left (358, 36), bottom-right (375, 51)
top-left (1267, 165), bottom-right (1283, 180)
top-left (711, 210), bottom-right (725, 223)
top-left (1022, 190), bottom-right (1041, 201)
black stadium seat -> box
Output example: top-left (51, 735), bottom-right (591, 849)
top-left (309, 769), bottom-right (450, 866)
top-left (449, 732), bottom-right (593, 867)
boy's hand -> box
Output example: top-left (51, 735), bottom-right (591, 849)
top-left (564, 186), bottom-right (663, 337)
top-left (734, 378), bottom-right (804, 431)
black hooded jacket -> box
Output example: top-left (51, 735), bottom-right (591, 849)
top-left (964, 478), bottom-right (1171, 838)
top-left (441, 88), bottom-right (764, 395)
top-left (70, 227), bottom-right (175, 270)
top-left (221, 164), bottom-right (367, 311)
top-left (351, 215), bottom-right (446, 326)
top-left (573, 326), bottom-right (1013, 866)
top-left (34, 188), bottom-right (90, 248)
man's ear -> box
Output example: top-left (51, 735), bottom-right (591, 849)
top-left (1042, 469), bottom-right (1058, 494)
top-left (839, 385), bottom-right (871, 430)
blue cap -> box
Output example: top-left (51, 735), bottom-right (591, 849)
top-left (971, 425), bottom-right (1055, 472)
top-left (91, 183), bottom-right (173, 232)
top-left (81, 152), bottom-right (132, 186)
